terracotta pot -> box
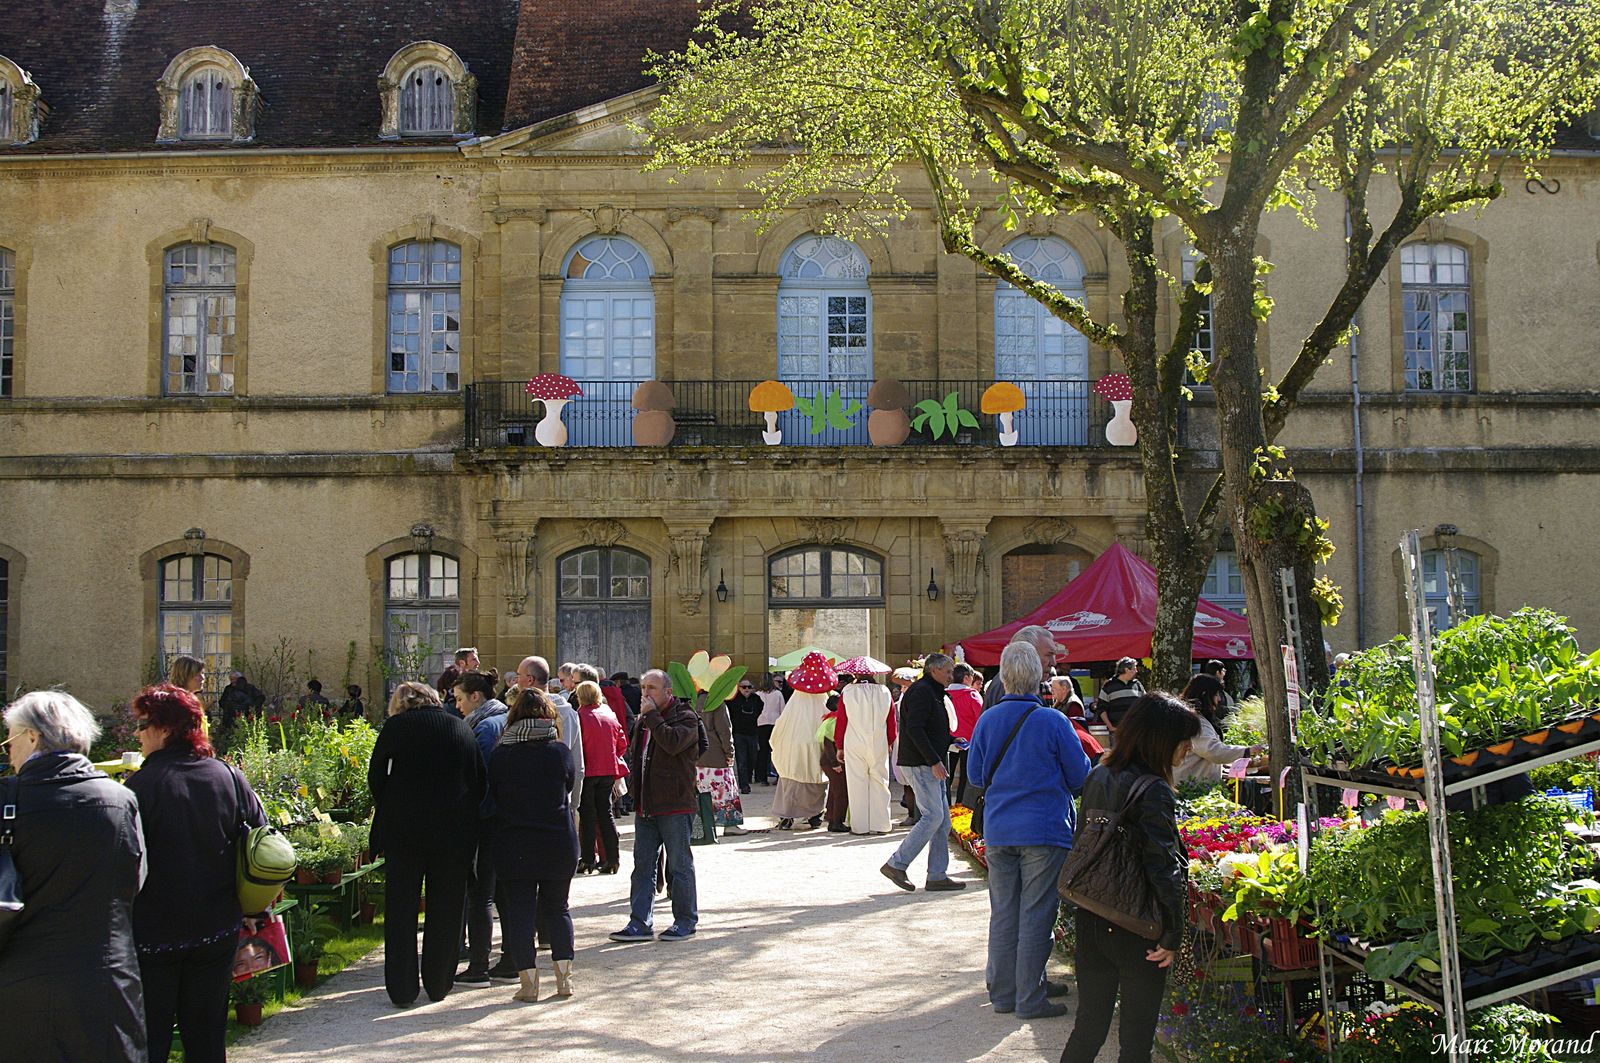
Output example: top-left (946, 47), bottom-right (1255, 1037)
top-left (1523, 730), bottom-right (1551, 746)
top-left (358, 900), bottom-right (377, 924)
top-left (867, 408), bottom-right (910, 446)
top-left (295, 868), bottom-right (318, 886)
top-left (294, 961), bottom-right (319, 989)
top-left (320, 870), bottom-right (343, 885)
top-left (235, 1003), bottom-right (264, 1028)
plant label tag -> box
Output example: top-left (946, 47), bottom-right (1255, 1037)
top-left (275, 810), bottom-right (291, 826)
top-left (1228, 758), bottom-right (1251, 780)
top-left (1387, 795), bottom-right (1407, 811)
top-left (1297, 803), bottom-right (1309, 869)
top-left (1340, 788), bottom-right (1359, 808)
top-left (1278, 766), bottom-right (1292, 791)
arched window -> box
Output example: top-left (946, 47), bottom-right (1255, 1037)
top-left (1, 246), bottom-right (14, 397)
top-left (1202, 551), bottom-right (1246, 615)
top-left (0, 82), bottom-right (10, 142)
top-left (561, 236), bottom-right (655, 381)
top-left (1180, 246), bottom-right (1214, 381)
top-left (179, 66), bottom-right (232, 138)
top-left (384, 551), bottom-right (460, 682)
top-left (768, 546), bottom-right (883, 604)
top-left (399, 63), bottom-right (454, 135)
top-left (387, 240), bottom-right (461, 393)
top-left (1401, 242), bottom-right (1472, 392)
top-left (159, 553), bottom-right (234, 696)
top-left (994, 236), bottom-right (1089, 445)
top-left (164, 243), bottom-right (237, 395)
top-left (1422, 549), bottom-right (1480, 631)
top-left (777, 235), bottom-right (871, 384)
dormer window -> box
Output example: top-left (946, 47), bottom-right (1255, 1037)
top-left (157, 46), bottom-right (258, 144)
top-left (0, 54), bottom-right (44, 146)
top-left (179, 67), bottom-right (233, 139)
top-left (400, 64), bottom-right (453, 134)
top-left (379, 42), bottom-right (476, 140)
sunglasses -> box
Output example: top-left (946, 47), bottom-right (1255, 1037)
top-left (1, 728), bottom-right (35, 748)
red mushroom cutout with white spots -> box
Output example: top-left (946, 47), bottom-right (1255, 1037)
top-left (524, 374), bottom-right (584, 447)
top-left (1093, 372), bottom-right (1136, 446)
top-left (787, 651), bottom-right (839, 694)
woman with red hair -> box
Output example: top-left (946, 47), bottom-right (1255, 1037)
top-left (126, 682), bottom-right (266, 1063)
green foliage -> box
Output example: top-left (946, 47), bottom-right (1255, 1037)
top-left (1332, 1002), bottom-right (1558, 1063)
top-left (1224, 847), bottom-right (1311, 924)
top-left (285, 904), bottom-right (340, 963)
top-left (792, 390), bottom-right (862, 433)
top-left (1221, 695), bottom-right (1267, 748)
top-left (228, 716), bottom-right (378, 826)
top-left (1310, 575), bottom-right (1344, 627)
top-left (230, 976), bottom-right (270, 1005)
top-left (1306, 798), bottom-right (1600, 979)
top-left (910, 392), bottom-right (980, 440)
top-left (1300, 608), bottom-right (1600, 767)
top-left (1528, 756), bottom-right (1599, 795)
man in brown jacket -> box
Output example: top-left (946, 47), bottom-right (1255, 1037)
top-left (609, 669), bottom-right (706, 943)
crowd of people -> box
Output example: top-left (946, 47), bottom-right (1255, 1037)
top-left (1, 629), bottom-right (1257, 1063)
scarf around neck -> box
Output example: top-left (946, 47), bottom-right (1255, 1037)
top-left (498, 717), bottom-right (557, 745)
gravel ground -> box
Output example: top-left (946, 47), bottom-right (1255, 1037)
top-left (231, 786), bottom-right (1114, 1062)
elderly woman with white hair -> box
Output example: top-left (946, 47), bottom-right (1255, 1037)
top-left (0, 691), bottom-right (148, 1061)
top-left (968, 642), bottom-right (1094, 1021)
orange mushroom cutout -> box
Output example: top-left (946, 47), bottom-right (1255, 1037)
top-left (866, 378), bottom-right (912, 446)
top-left (749, 380), bottom-right (795, 445)
top-left (631, 381), bottom-right (677, 446)
top-left (981, 382), bottom-right (1027, 446)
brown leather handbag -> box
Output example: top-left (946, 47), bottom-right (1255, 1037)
top-left (1057, 772), bottom-right (1165, 940)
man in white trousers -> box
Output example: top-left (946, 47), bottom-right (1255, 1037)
top-left (841, 680), bottom-right (894, 834)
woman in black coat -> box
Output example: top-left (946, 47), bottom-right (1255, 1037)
top-left (367, 681), bottom-right (485, 1007)
top-left (1, 691), bottom-right (147, 1062)
top-left (1060, 692), bottom-right (1200, 1063)
top-left (126, 682), bottom-right (267, 1063)
top-left (490, 688), bottom-right (578, 1004)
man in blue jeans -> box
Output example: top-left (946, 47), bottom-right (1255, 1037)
top-left (610, 669), bottom-right (705, 943)
top-left (881, 653), bottom-right (966, 892)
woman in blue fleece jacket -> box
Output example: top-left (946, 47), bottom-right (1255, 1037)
top-left (967, 642), bottom-right (1093, 1021)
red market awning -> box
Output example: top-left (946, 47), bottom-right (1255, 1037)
top-left (950, 542), bottom-right (1255, 667)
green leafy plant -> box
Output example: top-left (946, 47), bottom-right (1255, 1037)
top-left (1301, 608), bottom-right (1600, 768)
top-left (910, 392), bottom-right (979, 441)
top-left (1223, 847), bottom-right (1311, 924)
top-left (230, 976), bottom-right (270, 1005)
top-left (286, 904), bottom-right (340, 964)
top-left (792, 390), bottom-right (861, 433)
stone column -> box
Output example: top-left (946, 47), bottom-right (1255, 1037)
top-left (667, 208), bottom-right (718, 379)
top-left (493, 205), bottom-right (546, 381)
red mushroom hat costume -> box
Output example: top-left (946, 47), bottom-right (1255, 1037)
top-left (770, 652), bottom-right (837, 818)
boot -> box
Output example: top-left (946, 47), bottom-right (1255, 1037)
top-left (511, 969), bottom-right (539, 1003)
top-left (553, 959), bottom-right (574, 998)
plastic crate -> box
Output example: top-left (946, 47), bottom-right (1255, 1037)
top-left (1261, 917), bottom-right (1320, 970)
top-left (1546, 787), bottom-right (1595, 812)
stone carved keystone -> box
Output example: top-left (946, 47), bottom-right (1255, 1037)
top-left (579, 518), bottom-right (629, 548)
top-left (799, 516), bottom-right (853, 546)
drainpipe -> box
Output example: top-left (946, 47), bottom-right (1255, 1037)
top-left (1345, 204), bottom-right (1368, 650)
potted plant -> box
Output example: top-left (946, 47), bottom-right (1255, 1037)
top-left (231, 976), bottom-right (268, 1027)
top-left (286, 905), bottom-right (336, 989)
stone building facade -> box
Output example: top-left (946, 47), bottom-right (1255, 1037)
top-left (2, 1), bottom-right (1598, 708)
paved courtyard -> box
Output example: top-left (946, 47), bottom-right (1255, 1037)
top-left (232, 787), bottom-right (1107, 1062)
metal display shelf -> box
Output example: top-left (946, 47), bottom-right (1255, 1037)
top-left (1300, 533), bottom-right (1600, 1062)
top-left (1302, 733), bottom-right (1600, 801)
top-left (1321, 936), bottom-right (1600, 1012)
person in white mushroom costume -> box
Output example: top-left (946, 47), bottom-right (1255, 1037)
top-left (769, 652), bottom-right (836, 830)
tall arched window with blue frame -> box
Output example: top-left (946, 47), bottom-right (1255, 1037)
top-left (777, 235), bottom-right (871, 445)
top-left (994, 236), bottom-right (1089, 445)
top-left (561, 236), bottom-right (655, 445)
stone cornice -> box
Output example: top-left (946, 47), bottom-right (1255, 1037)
top-left (0, 394), bottom-right (463, 414)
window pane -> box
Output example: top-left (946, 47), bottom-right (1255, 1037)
top-left (162, 556), bottom-right (194, 603)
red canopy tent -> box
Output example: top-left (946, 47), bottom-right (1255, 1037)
top-left (950, 542), bottom-right (1254, 667)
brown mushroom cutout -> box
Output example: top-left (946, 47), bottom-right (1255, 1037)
top-left (981, 382), bottom-right (1027, 446)
top-left (631, 381), bottom-right (677, 446)
top-left (866, 378), bottom-right (912, 446)
top-left (749, 380), bottom-right (795, 445)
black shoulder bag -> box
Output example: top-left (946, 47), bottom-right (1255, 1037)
top-left (1057, 772), bottom-right (1165, 940)
top-left (0, 774), bottom-right (23, 954)
top-left (970, 704), bottom-right (1039, 837)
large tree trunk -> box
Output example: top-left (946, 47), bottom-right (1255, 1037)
top-left (1147, 539), bottom-right (1214, 692)
top-left (1206, 228), bottom-right (1328, 775)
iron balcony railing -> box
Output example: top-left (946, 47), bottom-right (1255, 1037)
top-left (464, 378), bottom-right (1122, 450)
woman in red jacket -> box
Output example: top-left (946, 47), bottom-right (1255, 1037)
top-left (575, 681), bottom-right (628, 874)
